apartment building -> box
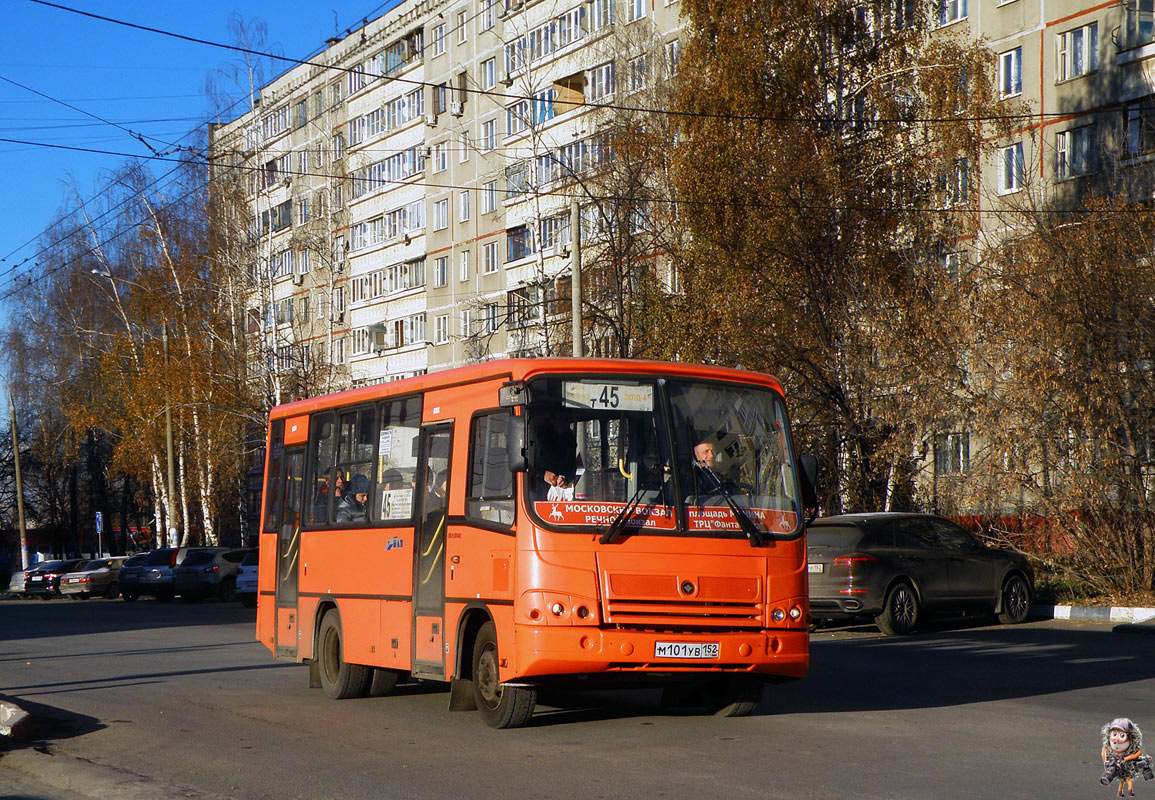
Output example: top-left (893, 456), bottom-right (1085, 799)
top-left (208, 0), bottom-right (684, 394)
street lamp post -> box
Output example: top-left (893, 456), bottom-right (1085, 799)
top-left (9, 392), bottom-right (29, 569)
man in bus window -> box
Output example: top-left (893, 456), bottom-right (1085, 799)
top-left (533, 414), bottom-right (577, 500)
top-left (336, 474), bottom-right (370, 523)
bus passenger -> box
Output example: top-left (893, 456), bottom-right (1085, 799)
top-left (336, 474), bottom-right (370, 523)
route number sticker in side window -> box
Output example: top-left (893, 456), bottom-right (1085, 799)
top-left (563, 382), bottom-right (653, 412)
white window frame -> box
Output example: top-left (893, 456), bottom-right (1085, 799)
top-left (483, 241), bottom-right (499, 274)
top-left (999, 141), bottom-right (1025, 194)
top-left (434, 314), bottom-right (450, 345)
top-left (626, 0), bottom-right (646, 23)
top-left (457, 9), bottom-right (468, 43)
top-left (481, 58), bottom-right (496, 90)
top-left (432, 24), bottom-right (446, 56)
top-left (482, 119), bottom-right (496, 152)
top-left (938, 0), bottom-right (967, 25)
top-left (482, 180), bottom-right (498, 213)
top-left (460, 250), bottom-right (472, 281)
top-left (1056, 125), bottom-right (1094, 180)
top-left (433, 256), bottom-right (448, 288)
top-left (459, 190), bottom-right (471, 222)
top-left (1056, 22), bottom-right (1098, 82)
top-left (999, 47), bottom-right (1022, 98)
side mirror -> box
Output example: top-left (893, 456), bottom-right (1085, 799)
top-left (799, 454), bottom-right (818, 511)
top-left (506, 412), bottom-right (527, 473)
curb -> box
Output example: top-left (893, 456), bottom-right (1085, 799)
top-left (0, 747), bottom-right (232, 800)
top-left (1030, 604), bottom-right (1155, 632)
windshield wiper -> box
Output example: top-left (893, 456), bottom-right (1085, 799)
top-left (600, 469), bottom-right (665, 545)
top-left (692, 461), bottom-right (766, 547)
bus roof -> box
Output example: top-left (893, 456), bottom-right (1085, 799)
top-left (268, 358), bottom-right (785, 420)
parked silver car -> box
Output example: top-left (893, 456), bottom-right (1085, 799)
top-left (235, 549), bottom-right (259, 608)
top-left (60, 557), bottom-right (128, 599)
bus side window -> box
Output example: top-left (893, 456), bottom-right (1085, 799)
top-left (334, 407), bottom-right (377, 526)
top-left (467, 412), bottom-right (515, 526)
top-left (374, 396), bottom-right (422, 522)
top-left (307, 413), bottom-right (337, 525)
top-left (262, 419), bottom-right (286, 533)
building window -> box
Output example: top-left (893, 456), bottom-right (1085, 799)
top-left (1057, 22), bottom-right (1098, 82)
top-left (1057, 125), bottom-right (1095, 179)
top-left (506, 100), bottom-right (530, 136)
top-left (459, 190), bottom-right (471, 222)
top-left (433, 142), bottom-right (447, 173)
top-left (481, 58), bottom-right (496, 90)
top-left (433, 256), bottom-right (448, 288)
top-left (665, 40), bottom-right (680, 76)
top-left (934, 432), bottom-right (970, 475)
top-left (999, 47), bottom-right (1022, 98)
top-left (481, 0), bottom-right (495, 31)
top-left (459, 130), bottom-right (471, 163)
top-left (999, 142), bottom-right (1024, 193)
top-left (588, 61), bottom-right (616, 102)
top-left (938, 0), bottom-right (967, 25)
top-left (941, 251), bottom-right (962, 281)
top-left (628, 55), bottom-right (648, 92)
top-left (1126, 1), bottom-right (1154, 48)
top-left (483, 302), bottom-right (500, 334)
top-left (460, 250), bottom-right (472, 281)
top-left (434, 314), bottom-right (450, 345)
top-left (1127, 97), bottom-right (1155, 157)
top-left (457, 10), bottom-right (468, 43)
top-left (432, 24), bottom-right (446, 56)
top-left (626, 0), bottom-right (646, 23)
top-left (433, 198), bottom-right (449, 230)
top-left (940, 157), bottom-right (969, 206)
top-left (483, 241), bottom-right (499, 274)
top-left (333, 337), bottom-right (346, 365)
top-left (591, 0), bottom-right (615, 30)
top-left (482, 180), bottom-right (498, 213)
top-left (482, 119), bottom-right (496, 152)
top-left (507, 225), bottom-right (533, 262)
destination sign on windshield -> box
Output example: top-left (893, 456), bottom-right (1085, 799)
top-left (562, 381), bottom-right (653, 411)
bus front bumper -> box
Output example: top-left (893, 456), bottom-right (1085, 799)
top-left (512, 626), bottom-right (808, 680)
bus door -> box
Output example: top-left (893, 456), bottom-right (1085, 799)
top-left (275, 447), bottom-right (305, 661)
top-left (412, 424), bottom-right (451, 678)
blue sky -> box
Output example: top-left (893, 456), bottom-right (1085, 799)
top-left (0, 0), bottom-right (403, 307)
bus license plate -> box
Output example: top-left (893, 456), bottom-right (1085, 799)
top-left (654, 641), bottom-right (719, 660)
top-left (808, 563), bottom-right (824, 573)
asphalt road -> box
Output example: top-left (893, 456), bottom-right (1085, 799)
top-left (1, 597), bottom-right (1152, 800)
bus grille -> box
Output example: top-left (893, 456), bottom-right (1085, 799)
top-left (604, 599), bottom-right (763, 630)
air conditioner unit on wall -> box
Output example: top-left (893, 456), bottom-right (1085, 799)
top-left (450, 101), bottom-right (464, 116)
top-left (500, 72), bottom-right (514, 87)
top-left (292, 273), bottom-right (304, 285)
top-left (425, 113), bottom-right (438, 126)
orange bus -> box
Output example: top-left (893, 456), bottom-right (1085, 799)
top-left (256, 358), bottom-right (816, 727)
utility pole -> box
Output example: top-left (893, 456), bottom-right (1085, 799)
top-left (162, 324), bottom-right (178, 548)
top-left (569, 200), bottom-right (583, 358)
top-left (9, 392), bottom-right (28, 569)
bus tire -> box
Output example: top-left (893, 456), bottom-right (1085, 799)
top-left (369, 668), bottom-right (400, 697)
top-left (472, 621), bottom-right (535, 729)
top-left (707, 676), bottom-right (763, 717)
top-left (318, 610), bottom-right (371, 700)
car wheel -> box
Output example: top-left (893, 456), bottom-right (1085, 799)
top-left (317, 610), bottom-right (371, 700)
top-left (472, 621), bottom-right (536, 728)
top-left (122, 590), bottom-right (139, 602)
top-left (218, 577), bottom-right (237, 602)
top-left (104, 582), bottom-right (119, 600)
top-left (997, 574), bottom-right (1031, 624)
top-left (875, 581), bottom-right (919, 636)
top-left (705, 676), bottom-right (763, 717)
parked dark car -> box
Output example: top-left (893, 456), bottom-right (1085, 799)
top-left (136, 547), bottom-right (196, 601)
top-left (173, 548), bottom-right (249, 601)
top-left (117, 553), bottom-right (149, 601)
top-left (235, 549), bottom-right (259, 608)
top-left (807, 513), bottom-right (1034, 635)
top-left (23, 559), bottom-right (89, 598)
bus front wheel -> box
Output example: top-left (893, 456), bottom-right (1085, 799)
top-left (471, 622), bottom-right (536, 729)
top-left (318, 610), bottom-right (371, 700)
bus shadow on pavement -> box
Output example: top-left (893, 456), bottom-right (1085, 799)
top-left (774, 621), bottom-right (1155, 715)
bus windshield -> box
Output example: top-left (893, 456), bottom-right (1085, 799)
top-left (525, 376), bottom-right (800, 539)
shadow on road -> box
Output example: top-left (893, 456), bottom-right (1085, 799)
top-left (0, 597), bottom-right (253, 643)
top-left (0, 695), bottom-right (105, 752)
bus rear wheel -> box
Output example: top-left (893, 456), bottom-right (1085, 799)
top-left (706, 676), bottom-right (764, 717)
top-left (472, 621), bottom-right (535, 729)
top-left (318, 610), bottom-right (371, 700)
